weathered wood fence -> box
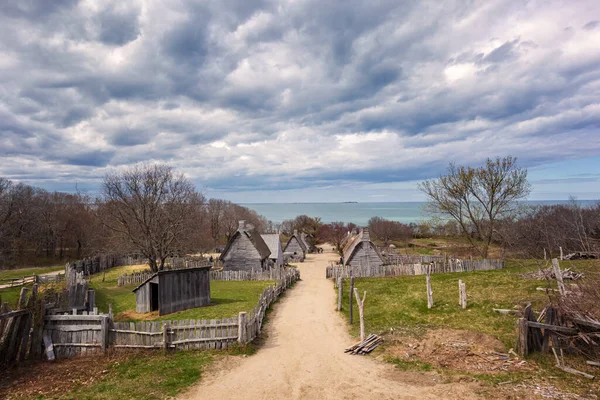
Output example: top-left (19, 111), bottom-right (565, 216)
top-left (0, 286), bottom-right (45, 366)
top-left (39, 267), bottom-right (300, 358)
top-left (326, 259), bottom-right (504, 279)
top-left (1, 273), bottom-right (65, 288)
top-left (118, 267), bottom-right (289, 287)
top-left (381, 254), bottom-right (445, 264)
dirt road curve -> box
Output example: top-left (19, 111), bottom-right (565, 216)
top-left (180, 248), bottom-right (479, 400)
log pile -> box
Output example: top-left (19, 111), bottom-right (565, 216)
top-left (521, 268), bottom-right (584, 281)
top-left (345, 334), bottom-right (383, 355)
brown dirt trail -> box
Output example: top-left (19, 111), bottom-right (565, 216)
top-left (180, 247), bottom-right (480, 400)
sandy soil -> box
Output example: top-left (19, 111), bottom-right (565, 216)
top-left (180, 247), bottom-right (480, 400)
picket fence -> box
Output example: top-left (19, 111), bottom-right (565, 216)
top-left (326, 259), bottom-right (504, 279)
top-left (41, 268), bottom-right (300, 358)
top-left (118, 267), bottom-right (287, 287)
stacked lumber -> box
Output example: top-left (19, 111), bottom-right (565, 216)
top-left (345, 334), bottom-right (383, 355)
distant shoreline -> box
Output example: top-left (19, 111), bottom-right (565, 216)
top-left (241, 200), bottom-right (597, 225)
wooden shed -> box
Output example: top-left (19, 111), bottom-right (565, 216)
top-left (132, 266), bottom-right (211, 315)
top-left (284, 230), bottom-right (307, 261)
top-left (343, 228), bottom-right (384, 268)
top-left (260, 233), bottom-right (284, 267)
top-left (220, 221), bottom-right (271, 272)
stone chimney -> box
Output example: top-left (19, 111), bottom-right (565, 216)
top-left (361, 228), bottom-right (370, 242)
top-left (294, 229), bottom-right (298, 236)
top-left (238, 220), bottom-right (246, 231)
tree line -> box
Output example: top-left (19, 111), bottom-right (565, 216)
top-left (0, 165), bottom-right (268, 270)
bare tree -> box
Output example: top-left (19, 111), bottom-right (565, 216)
top-left (99, 164), bottom-right (200, 272)
top-left (368, 216), bottom-right (413, 245)
top-left (321, 221), bottom-right (349, 254)
top-left (419, 156), bottom-right (530, 258)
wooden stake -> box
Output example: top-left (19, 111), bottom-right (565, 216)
top-left (543, 248), bottom-right (547, 260)
top-left (337, 277), bottom-right (343, 311)
top-left (349, 277), bottom-right (354, 324)
top-left (552, 258), bottom-right (565, 296)
top-left (517, 317), bottom-right (528, 356)
top-left (459, 280), bottom-right (467, 309)
top-left (353, 288), bottom-right (366, 342)
top-left (559, 247), bottom-right (563, 260)
top-left (426, 266), bottom-right (433, 309)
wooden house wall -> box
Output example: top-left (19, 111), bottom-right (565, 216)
top-left (222, 233), bottom-right (265, 272)
top-left (272, 240), bottom-right (283, 267)
top-left (347, 242), bottom-right (384, 268)
top-left (135, 275), bottom-right (158, 313)
top-left (285, 237), bottom-right (305, 260)
top-left (158, 269), bottom-right (211, 316)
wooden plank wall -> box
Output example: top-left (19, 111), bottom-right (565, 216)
top-left (33, 267), bottom-right (301, 359)
top-left (326, 259), bottom-right (504, 279)
top-left (118, 267), bottom-right (288, 286)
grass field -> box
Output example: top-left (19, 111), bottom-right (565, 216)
top-left (0, 265), bottom-right (63, 281)
top-left (336, 259), bottom-right (600, 396)
top-left (88, 265), bottom-right (275, 321)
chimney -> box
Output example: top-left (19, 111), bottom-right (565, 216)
top-left (238, 220), bottom-right (246, 231)
top-left (361, 228), bottom-right (370, 242)
top-left (294, 229), bottom-right (298, 236)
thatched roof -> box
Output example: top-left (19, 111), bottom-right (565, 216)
top-left (343, 228), bottom-right (381, 265)
top-left (219, 221), bottom-right (271, 261)
top-left (260, 234), bottom-right (282, 260)
top-left (284, 230), bottom-right (307, 252)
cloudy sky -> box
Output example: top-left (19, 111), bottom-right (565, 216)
top-left (1, 0), bottom-right (599, 203)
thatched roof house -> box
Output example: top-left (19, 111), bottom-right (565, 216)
top-left (342, 228), bottom-right (384, 268)
top-left (284, 230), bottom-right (307, 261)
top-left (132, 267), bottom-right (211, 315)
top-left (260, 233), bottom-right (284, 267)
top-left (219, 221), bottom-right (271, 272)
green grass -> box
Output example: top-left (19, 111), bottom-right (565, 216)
top-left (0, 265), bottom-right (63, 281)
top-left (62, 351), bottom-right (215, 399)
top-left (339, 259), bottom-right (598, 347)
top-left (88, 265), bottom-right (275, 321)
top-left (337, 259), bottom-right (600, 396)
top-left (0, 285), bottom-right (24, 307)
top-left (386, 356), bottom-right (433, 371)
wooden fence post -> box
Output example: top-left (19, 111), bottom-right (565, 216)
top-left (426, 267), bottom-right (433, 309)
top-left (337, 277), bottom-right (343, 311)
top-left (238, 312), bottom-right (247, 344)
top-left (458, 280), bottom-right (467, 309)
top-left (100, 315), bottom-right (109, 352)
top-left (162, 322), bottom-right (170, 351)
top-left (552, 258), bottom-right (565, 296)
top-left (517, 317), bottom-right (528, 356)
top-left (543, 248), bottom-right (547, 260)
top-left (353, 288), bottom-right (366, 342)
top-left (349, 277), bottom-right (354, 324)
top-left (559, 247), bottom-right (563, 260)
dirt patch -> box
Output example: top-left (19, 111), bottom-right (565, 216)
top-left (0, 354), bottom-right (129, 399)
top-left (387, 329), bottom-right (535, 375)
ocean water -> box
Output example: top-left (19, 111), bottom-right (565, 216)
top-left (242, 200), bottom-right (597, 226)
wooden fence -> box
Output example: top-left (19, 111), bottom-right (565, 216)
top-left (0, 286), bottom-right (45, 366)
top-left (1, 273), bottom-right (65, 288)
top-left (40, 267), bottom-right (301, 358)
top-left (381, 254), bottom-right (445, 265)
top-left (117, 267), bottom-right (288, 287)
top-left (326, 259), bottom-right (504, 279)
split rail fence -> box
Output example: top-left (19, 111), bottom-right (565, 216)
top-left (326, 259), bottom-right (504, 279)
top-left (12, 267), bottom-right (301, 360)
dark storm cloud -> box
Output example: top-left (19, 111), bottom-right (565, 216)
top-left (0, 0), bottom-right (599, 195)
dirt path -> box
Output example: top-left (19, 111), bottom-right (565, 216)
top-left (180, 248), bottom-right (480, 400)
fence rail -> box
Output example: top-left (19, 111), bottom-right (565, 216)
top-left (326, 259), bottom-right (504, 279)
top-left (38, 267), bottom-right (300, 358)
top-left (117, 267), bottom-right (288, 286)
